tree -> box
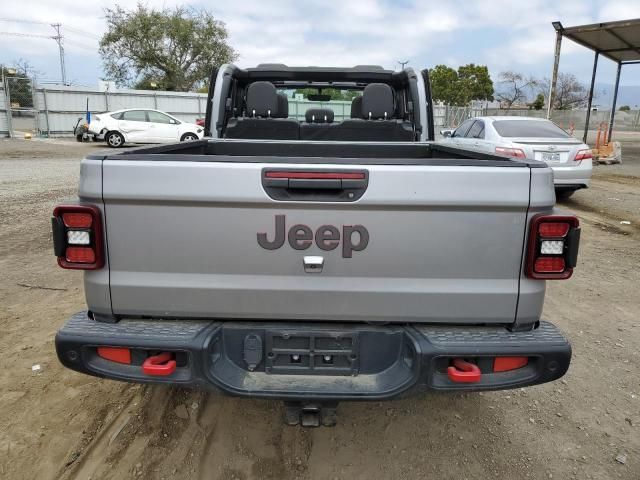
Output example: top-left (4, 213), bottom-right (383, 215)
top-left (429, 65), bottom-right (462, 105)
top-left (457, 64), bottom-right (494, 102)
top-left (0, 59), bottom-right (41, 108)
top-left (495, 71), bottom-right (537, 110)
top-left (539, 73), bottom-right (590, 110)
top-left (100, 4), bottom-right (237, 91)
top-left (619, 105), bottom-right (631, 111)
top-left (531, 93), bottom-right (545, 110)
top-left (429, 64), bottom-right (494, 106)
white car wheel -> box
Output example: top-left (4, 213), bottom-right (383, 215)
top-left (106, 131), bottom-right (124, 148)
top-left (181, 133), bottom-right (198, 142)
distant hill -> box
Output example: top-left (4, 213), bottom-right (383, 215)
top-left (592, 84), bottom-right (640, 109)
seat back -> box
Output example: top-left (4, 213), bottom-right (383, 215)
top-left (327, 84), bottom-right (414, 141)
top-left (224, 82), bottom-right (299, 140)
top-left (300, 108), bottom-right (336, 140)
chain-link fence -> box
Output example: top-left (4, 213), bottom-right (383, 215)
top-left (3, 76), bottom-right (38, 137)
top-left (435, 104), bottom-right (640, 140)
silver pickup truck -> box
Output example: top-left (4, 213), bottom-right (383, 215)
top-left (53, 64), bottom-right (580, 427)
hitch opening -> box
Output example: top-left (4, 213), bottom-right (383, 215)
top-left (284, 402), bottom-right (338, 427)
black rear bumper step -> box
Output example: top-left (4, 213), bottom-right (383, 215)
top-left (56, 312), bottom-right (571, 400)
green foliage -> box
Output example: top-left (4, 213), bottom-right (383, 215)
top-left (619, 105), bottom-right (631, 111)
top-left (429, 64), bottom-right (494, 106)
top-left (532, 93), bottom-right (545, 110)
top-left (294, 88), bottom-right (360, 101)
top-left (457, 64), bottom-right (494, 102)
top-left (100, 3), bottom-right (237, 91)
top-left (1, 60), bottom-right (37, 108)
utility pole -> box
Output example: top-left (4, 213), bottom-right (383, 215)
top-left (51, 23), bottom-right (66, 85)
top-left (398, 60), bottom-right (409, 70)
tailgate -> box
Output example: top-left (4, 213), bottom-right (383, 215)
top-left (102, 160), bottom-right (531, 324)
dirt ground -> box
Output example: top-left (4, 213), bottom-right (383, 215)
top-left (0, 137), bottom-right (638, 480)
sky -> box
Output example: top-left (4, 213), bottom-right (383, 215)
top-left (1, 0), bottom-right (639, 97)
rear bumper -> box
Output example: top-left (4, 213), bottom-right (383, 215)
top-left (56, 312), bottom-right (571, 401)
top-left (551, 159), bottom-right (592, 188)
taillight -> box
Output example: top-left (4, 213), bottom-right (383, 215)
top-left (495, 147), bottom-right (526, 159)
top-left (526, 214), bottom-right (580, 279)
top-left (52, 205), bottom-right (104, 270)
top-left (574, 149), bottom-right (592, 162)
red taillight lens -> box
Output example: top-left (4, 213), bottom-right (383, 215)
top-left (574, 149), bottom-right (592, 161)
top-left (65, 246), bottom-right (96, 264)
top-left (62, 212), bottom-right (93, 228)
top-left (526, 214), bottom-right (580, 280)
top-left (538, 222), bottom-right (570, 238)
top-left (534, 257), bottom-right (566, 273)
top-left (495, 147), bottom-right (526, 159)
top-left (52, 205), bottom-right (104, 270)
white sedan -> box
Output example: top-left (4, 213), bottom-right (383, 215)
top-left (440, 116), bottom-right (592, 199)
top-left (88, 109), bottom-right (204, 148)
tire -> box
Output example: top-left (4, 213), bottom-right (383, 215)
top-left (106, 131), bottom-right (124, 148)
top-left (76, 134), bottom-right (84, 142)
top-left (180, 133), bottom-right (198, 142)
top-left (555, 189), bottom-right (575, 201)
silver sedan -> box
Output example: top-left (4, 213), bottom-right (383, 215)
top-left (440, 116), bottom-right (592, 199)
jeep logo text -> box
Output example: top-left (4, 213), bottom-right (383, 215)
top-left (257, 215), bottom-right (369, 258)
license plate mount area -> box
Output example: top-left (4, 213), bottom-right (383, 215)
top-left (265, 330), bottom-right (360, 376)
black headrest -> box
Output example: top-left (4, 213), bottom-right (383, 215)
top-left (350, 96), bottom-right (364, 119)
top-left (305, 108), bottom-right (334, 123)
top-left (274, 93), bottom-right (289, 118)
top-left (362, 83), bottom-right (394, 120)
top-left (246, 81), bottom-right (278, 117)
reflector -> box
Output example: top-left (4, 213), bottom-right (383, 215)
top-left (62, 212), bottom-right (92, 228)
top-left (540, 240), bottom-right (564, 255)
top-left (494, 356), bottom-right (528, 372)
top-left (97, 347), bottom-right (131, 364)
top-left (66, 247), bottom-right (96, 264)
top-left (539, 222), bottom-right (569, 237)
top-left (534, 257), bottom-right (565, 273)
top-left (67, 230), bottom-right (90, 245)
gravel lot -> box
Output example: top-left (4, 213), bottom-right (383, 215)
top-left (0, 137), bottom-right (638, 480)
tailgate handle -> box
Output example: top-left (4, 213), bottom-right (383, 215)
top-left (262, 170), bottom-right (368, 202)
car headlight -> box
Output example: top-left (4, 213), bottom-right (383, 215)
top-left (197, 129), bottom-right (203, 133)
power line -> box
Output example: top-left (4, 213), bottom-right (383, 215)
top-left (0, 31), bottom-right (54, 39)
top-left (0, 17), bottom-right (52, 26)
top-left (64, 26), bottom-right (100, 40)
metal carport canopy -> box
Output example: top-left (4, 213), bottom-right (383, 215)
top-left (548, 18), bottom-right (640, 143)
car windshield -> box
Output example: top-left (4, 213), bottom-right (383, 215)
top-left (276, 87), bottom-right (362, 122)
top-left (493, 120), bottom-right (570, 138)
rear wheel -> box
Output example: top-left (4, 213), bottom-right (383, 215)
top-left (106, 131), bottom-right (124, 148)
top-left (180, 133), bottom-right (198, 142)
top-left (555, 189), bottom-right (575, 201)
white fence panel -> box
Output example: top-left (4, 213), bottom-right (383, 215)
top-left (0, 86), bottom-right (9, 137)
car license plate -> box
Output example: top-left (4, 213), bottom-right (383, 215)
top-left (542, 152), bottom-right (561, 162)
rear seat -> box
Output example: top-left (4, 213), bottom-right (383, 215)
top-left (224, 82), bottom-right (299, 140)
top-left (300, 108), bottom-right (335, 140)
top-left (335, 83), bottom-right (414, 141)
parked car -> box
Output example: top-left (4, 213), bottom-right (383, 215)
top-left (440, 116), bottom-right (592, 199)
top-left (88, 109), bottom-right (204, 148)
top-left (53, 64), bottom-right (578, 427)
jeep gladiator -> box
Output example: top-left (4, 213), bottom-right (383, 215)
top-left (53, 64), bottom-right (579, 427)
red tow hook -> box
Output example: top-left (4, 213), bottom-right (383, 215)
top-left (142, 352), bottom-right (176, 376)
top-left (447, 358), bottom-right (481, 383)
